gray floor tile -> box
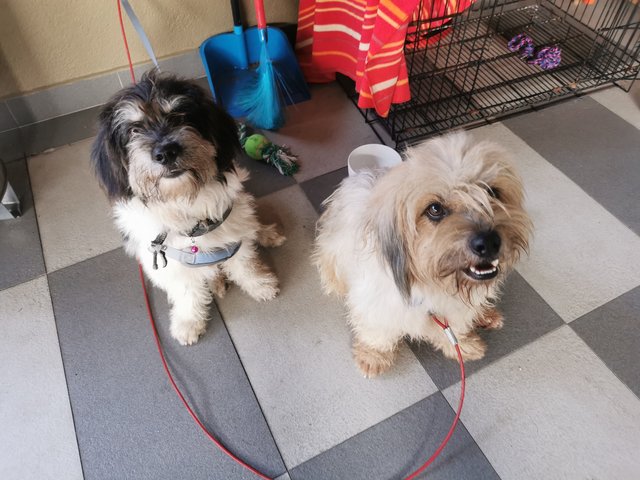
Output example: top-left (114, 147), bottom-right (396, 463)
top-left (299, 167), bottom-right (348, 213)
top-left (0, 277), bottom-right (83, 480)
top-left (48, 248), bottom-right (285, 480)
top-left (266, 83), bottom-right (381, 182)
top-left (290, 392), bottom-right (499, 480)
top-left (217, 185), bottom-right (436, 469)
top-left (28, 138), bottom-right (122, 272)
top-left (19, 105), bottom-right (100, 158)
top-left (590, 82), bottom-right (640, 130)
top-left (571, 286), bottom-right (640, 398)
top-left (444, 326), bottom-right (640, 479)
top-left (504, 96), bottom-right (640, 234)
top-left (235, 150), bottom-right (297, 198)
top-left (0, 159), bottom-right (45, 291)
top-left (411, 271), bottom-right (564, 390)
top-left (473, 123), bottom-right (640, 322)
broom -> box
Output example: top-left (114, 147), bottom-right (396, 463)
top-left (240, 0), bottom-right (287, 130)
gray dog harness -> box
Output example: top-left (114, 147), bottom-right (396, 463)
top-left (149, 205), bottom-right (241, 269)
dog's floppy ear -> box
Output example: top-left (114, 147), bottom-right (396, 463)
top-left (373, 198), bottom-right (414, 301)
top-left (203, 95), bottom-right (241, 174)
top-left (91, 103), bottom-right (131, 201)
top-left (181, 80), bottom-right (240, 175)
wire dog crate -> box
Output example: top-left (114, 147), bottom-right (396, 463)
top-left (344, 0), bottom-right (640, 146)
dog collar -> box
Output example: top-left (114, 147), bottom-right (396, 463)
top-left (149, 233), bottom-right (241, 269)
top-left (184, 204), bottom-right (233, 237)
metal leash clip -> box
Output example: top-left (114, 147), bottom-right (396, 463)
top-left (149, 232), bottom-right (168, 270)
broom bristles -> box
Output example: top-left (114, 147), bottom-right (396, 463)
top-left (240, 43), bottom-right (286, 130)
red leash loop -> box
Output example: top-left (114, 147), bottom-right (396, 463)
top-left (137, 265), bottom-right (272, 480)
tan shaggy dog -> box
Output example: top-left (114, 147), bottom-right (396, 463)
top-left (314, 133), bottom-right (532, 377)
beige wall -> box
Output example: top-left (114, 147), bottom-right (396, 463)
top-left (0, 0), bottom-right (299, 98)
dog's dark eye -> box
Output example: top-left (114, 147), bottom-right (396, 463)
top-left (425, 202), bottom-right (447, 221)
top-left (488, 187), bottom-right (500, 200)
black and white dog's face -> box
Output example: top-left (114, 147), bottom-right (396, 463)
top-left (92, 70), bottom-right (239, 202)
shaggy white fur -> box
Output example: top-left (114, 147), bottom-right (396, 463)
top-left (114, 167), bottom-right (284, 345)
top-left (314, 133), bottom-right (531, 377)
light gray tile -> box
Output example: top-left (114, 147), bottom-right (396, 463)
top-left (6, 73), bottom-right (121, 125)
top-left (217, 185), bottom-right (437, 468)
top-left (19, 105), bottom-right (101, 158)
top-left (590, 82), bottom-right (640, 130)
top-left (504, 96), bottom-right (640, 234)
top-left (0, 100), bottom-right (18, 132)
top-left (0, 159), bottom-right (45, 291)
top-left (411, 272), bottom-right (564, 390)
top-left (472, 123), bottom-right (640, 322)
top-left (48, 247), bottom-right (285, 480)
top-left (290, 393), bottom-right (499, 480)
top-left (275, 474), bottom-right (291, 480)
top-left (266, 82), bottom-right (381, 182)
top-left (443, 326), bottom-right (640, 479)
top-left (28, 137), bottom-right (122, 272)
top-left (0, 277), bottom-right (83, 480)
top-left (572, 286), bottom-right (640, 397)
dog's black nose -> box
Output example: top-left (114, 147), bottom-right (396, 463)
top-left (152, 142), bottom-right (182, 165)
top-left (470, 230), bottom-right (501, 258)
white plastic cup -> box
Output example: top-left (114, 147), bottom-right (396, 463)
top-left (347, 144), bottom-right (402, 176)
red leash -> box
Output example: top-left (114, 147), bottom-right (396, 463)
top-left (137, 265), bottom-right (272, 480)
top-left (117, 3), bottom-right (465, 478)
top-left (405, 316), bottom-right (466, 480)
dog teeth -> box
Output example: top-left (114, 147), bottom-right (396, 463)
top-left (491, 259), bottom-right (499, 267)
top-left (470, 265), bottom-right (497, 275)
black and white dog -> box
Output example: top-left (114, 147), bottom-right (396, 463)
top-left (92, 70), bottom-right (284, 345)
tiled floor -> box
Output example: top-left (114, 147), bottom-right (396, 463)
top-left (1, 80), bottom-right (639, 480)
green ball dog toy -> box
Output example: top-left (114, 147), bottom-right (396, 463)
top-left (244, 134), bottom-right (271, 161)
top-left (238, 123), bottom-right (299, 176)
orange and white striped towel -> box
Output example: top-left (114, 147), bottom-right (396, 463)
top-left (296, 0), bottom-right (475, 117)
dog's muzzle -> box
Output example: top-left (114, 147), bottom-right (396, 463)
top-left (465, 230), bottom-right (501, 280)
top-left (153, 141), bottom-right (182, 166)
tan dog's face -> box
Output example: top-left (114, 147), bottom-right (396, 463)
top-left (370, 135), bottom-right (532, 301)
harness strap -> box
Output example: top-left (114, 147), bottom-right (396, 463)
top-left (185, 205), bottom-right (233, 238)
top-left (149, 231), bottom-right (241, 269)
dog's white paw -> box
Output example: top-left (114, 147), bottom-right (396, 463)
top-left (352, 342), bottom-right (395, 378)
top-left (258, 223), bottom-right (286, 248)
top-left (457, 332), bottom-right (487, 361)
top-left (476, 308), bottom-right (504, 330)
top-left (250, 279), bottom-right (280, 302)
top-left (208, 275), bottom-right (229, 299)
top-left (170, 320), bottom-right (206, 346)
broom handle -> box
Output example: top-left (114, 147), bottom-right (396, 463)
top-left (231, 0), bottom-right (242, 27)
top-left (254, 0), bottom-right (267, 30)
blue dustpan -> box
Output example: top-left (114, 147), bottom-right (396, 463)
top-left (200, 18), bottom-right (310, 118)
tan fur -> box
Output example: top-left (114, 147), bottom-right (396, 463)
top-left (476, 307), bottom-right (504, 330)
top-left (314, 132), bottom-right (532, 377)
